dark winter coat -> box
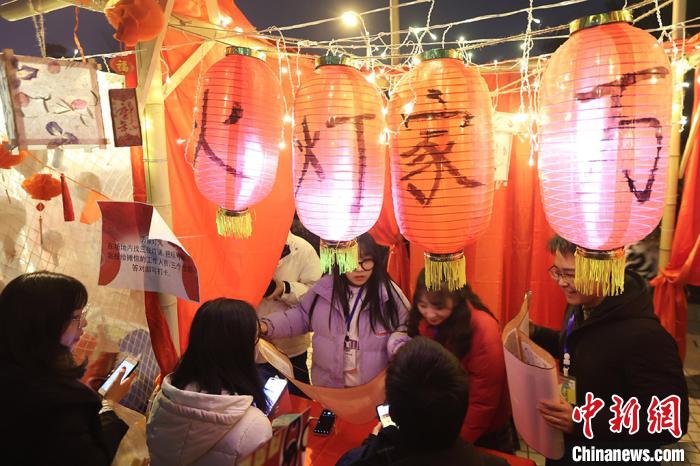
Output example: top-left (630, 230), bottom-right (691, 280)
top-left (0, 362), bottom-right (128, 466)
top-left (532, 271), bottom-right (688, 465)
top-left (335, 425), bottom-right (509, 466)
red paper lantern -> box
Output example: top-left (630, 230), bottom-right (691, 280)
top-left (388, 49), bottom-right (495, 290)
top-left (192, 47), bottom-right (283, 238)
top-left (538, 10), bottom-right (672, 295)
top-left (293, 56), bottom-right (386, 272)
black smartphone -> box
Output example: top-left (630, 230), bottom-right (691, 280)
top-left (263, 376), bottom-right (288, 417)
top-left (312, 409), bottom-right (335, 436)
top-left (376, 403), bottom-right (396, 428)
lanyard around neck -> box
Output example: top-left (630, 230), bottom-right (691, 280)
top-left (345, 287), bottom-right (365, 333)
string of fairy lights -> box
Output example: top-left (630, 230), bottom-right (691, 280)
top-left (22, 0), bottom-right (700, 151)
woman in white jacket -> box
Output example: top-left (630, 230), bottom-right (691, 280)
top-left (147, 299), bottom-right (272, 466)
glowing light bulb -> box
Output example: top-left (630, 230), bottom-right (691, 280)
top-left (176, 138), bottom-right (186, 144)
top-left (403, 102), bottom-right (414, 114)
top-left (429, 32), bottom-right (437, 40)
top-left (341, 11), bottom-right (359, 27)
top-left (234, 26), bottom-right (243, 33)
top-left (278, 141), bottom-right (286, 150)
top-left (280, 66), bottom-right (288, 74)
top-left (219, 15), bottom-right (232, 27)
top-left (283, 114), bottom-right (292, 124)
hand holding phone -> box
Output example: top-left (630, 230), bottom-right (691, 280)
top-left (376, 403), bottom-right (396, 428)
top-left (98, 356), bottom-right (139, 401)
top-left (313, 409), bottom-right (335, 436)
top-left (263, 376), bottom-right (288, 416)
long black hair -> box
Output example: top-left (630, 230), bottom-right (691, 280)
top-left (407, 269), bottom-right (494, 359)
top-left (0, 271), bottom-right (88, 379)
top-left (171, 298), bottom-right (267, 411)
top-left (329, 233), bottom-right (401, 332)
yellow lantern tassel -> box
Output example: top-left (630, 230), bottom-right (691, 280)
top-left (216, 208), bottom-right (252, 238)
top-left (320, 239), bottom-right (359, 274)
top-left (424, 251), bottom-right (467, 291)
top-left (574, 247), bottom-right (626, 297)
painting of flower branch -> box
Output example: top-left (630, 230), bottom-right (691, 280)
top-left (0, 53), bottom-right (106, 148)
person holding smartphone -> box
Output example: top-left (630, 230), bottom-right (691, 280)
top-left (147, 298), bottom-right (273, 466)
top-left (337, 338), bottom-right (507, 466)
top-left (259, 233), bottom-right (410, 388)
top-left (0, 271), bottom-right (135, 466)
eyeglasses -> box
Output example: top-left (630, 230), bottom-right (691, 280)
top-left (70, 307), bottom-right (89, 323)
top-left (357, 258), bottom-right (375, 272)
top-left (548, 266), bottom-right (576, 284)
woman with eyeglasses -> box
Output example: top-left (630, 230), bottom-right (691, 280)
top-left (0, 271), bottom-right (134, 466)
top-left (147, 298), bottom-right (272, 466)
top-left (260, 233), bottom-right (410, 388)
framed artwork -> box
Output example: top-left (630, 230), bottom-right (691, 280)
top-left (0, 49), bottom-right (107, 149)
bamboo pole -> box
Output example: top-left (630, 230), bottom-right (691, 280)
top-left (137, 0), bottom-right (180, 352)
top-left (658, 0), bottom-right (687, 270)
top-left (389, 0), bottom-right (400, 66)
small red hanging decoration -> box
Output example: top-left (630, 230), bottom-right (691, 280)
top-left (22, 174), bottom-right (62, 201)
top-left (61, 174), bottom-right (75, 222)
top-left (108, 55), bottom-right (136, 76)
top-left (21, 174), bottom-right (62, 247)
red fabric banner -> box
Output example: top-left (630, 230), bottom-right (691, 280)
top-left (652, 70), bottom-right (700, 359)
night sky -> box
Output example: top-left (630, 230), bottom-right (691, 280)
top-left (0, 0), bottom-right (693, 65)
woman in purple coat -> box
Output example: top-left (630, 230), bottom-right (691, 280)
top-left (260, 234), bottom-right (410, 388)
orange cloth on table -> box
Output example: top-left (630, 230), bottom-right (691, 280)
top-left (104, 0), bottom-right (165, 47)
top-left (418, 312), bottom-right (511, 443)
top-left (21, 173), bottom-right (62, 200)
top-left (652, 76), bottom-right (700, 359)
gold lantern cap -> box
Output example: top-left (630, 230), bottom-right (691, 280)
top-left (316, 55), bottom-right (358, 69)
top-left (416, 48), bottom-right (462, 63)
top-left (569, 9), bottom-right (632, 35)
top-left (226, 46), bottom-right (266, 61)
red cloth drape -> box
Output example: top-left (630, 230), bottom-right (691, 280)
top-left (652, 70), bottom-right (700, 359)
top-left (369, 148), bottom-right (411, 296)
top-left (160, 2), bottom-right (314, 351)
top-left (406, 73), bottom-right (566, 328)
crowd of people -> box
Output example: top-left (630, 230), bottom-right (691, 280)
top-left (0, 232), bottom-right (689, 466)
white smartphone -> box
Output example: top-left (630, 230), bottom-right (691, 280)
top-left (98, 356), bottom-right (139, 396)
top-left (263, 376), bottom-right (288, 417)
top-left (376, 403), bottom-right (396, 428)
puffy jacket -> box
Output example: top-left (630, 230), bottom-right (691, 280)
top-left (257, 232), bottom-right (321, 358)
top-left (262, 275), bottom-right (410, 387)
top-left (147, 375), bottom-right (272, 466)
top-left (419, 310), bottom-right (511, 444)
top-left (531, 271), bottom-right (688, 465)
top-left (0, 362), bottom-right (128, 466)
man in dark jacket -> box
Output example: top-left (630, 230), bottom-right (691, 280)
top-left (533, 235), bottom-right (688, 465)
top-left (336, 337), bottom-right (507, 466)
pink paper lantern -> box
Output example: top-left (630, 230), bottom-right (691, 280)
top-left (538, 10), bottom-right (672, 295)
top-left (192, 46), bottom-right (283, 238)
top-left (293, 56), bottom-right (386, 272)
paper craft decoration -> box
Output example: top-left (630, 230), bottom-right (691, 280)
top-left (108, 88), bottom-right (142, 147)
top-left (0, 50), bottom-right (107, 149)
top-left (293, 55), bottom-right (386, 273)
top-left (502, 292), bottom-right (564, 459)
top-left (258, 339), bottom-right (386, 424)
top-left (538, 10), bottom-right (672, 296)
top-left (388, 48), bottom-right (495, 290)
top-left (98, 201), bottom-right (200, 301)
